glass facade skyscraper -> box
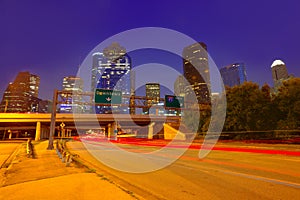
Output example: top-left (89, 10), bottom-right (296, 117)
top-left (144, 83), bottom-right (160, 114)
top-left (91, 43), bottom-right (132, 113)
top-left (63, 76), bottom-right (84, 93)
top-left (220, 63), bottom-right (247, 87)
top-left (183, 42), bottom-right (210, 103)
top-left (60, 76), bottom-right (84, 113)
top-left (174, 75), bottom-right (186, 97)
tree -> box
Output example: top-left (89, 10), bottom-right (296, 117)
top-left (199, 104), bottom-right (211, 133)
top-left (273, 78), bottom-right (300, 129)
top-left (223, 82), bottom-right (274, 131)
top-left (256, 83), bottom-right (277, 130)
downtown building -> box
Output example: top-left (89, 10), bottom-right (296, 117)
top-left (144, 83), bottom-right (160, 114)
top-left (182, 42), bottom-right (210, 104)
top-left (174, 75), bottom-right (186, 97)
top-left (0, 71), bottom-right (40, 113)
top-left (60, 76), bottom-right (84, 113)
top-left (91, 43), bottom-right (133, 114)
top-left (220, 63), bottom-right (247, 87)
top-left (271, 59), bottom-right (290, 91)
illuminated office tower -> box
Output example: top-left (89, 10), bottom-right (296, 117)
top-left (183, 42), bottom-right (210, 103)
top-left (91, 42), bottom-right (132, 113)
top-left (0, 71), bottom-right (40, 112)
top-left (91, 52), bottom-right (103, 93)
top-left (271, 59), bottom-right (289, 90)
top-left (63, 76), bottom-right (84, 92)
top-left (38, 100), bottom-right (52, 113)
top-left (174, 75), bottom-right (186, 97)
top-left (220, 63), bottom-right (247, 87)
top-left (144, 83), bottom-right (160, 114)
top-left (60, 76), bottom-right (84, 113)
top-left (146, 83), bottom-right (160, 100)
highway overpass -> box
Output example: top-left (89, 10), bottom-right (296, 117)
top-left (0, 113), bottom-right (182, 141)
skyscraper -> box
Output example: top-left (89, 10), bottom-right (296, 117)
top-left (220, 63), bottom-right (247, 87)
top-left (62, 76), bottom-right (84, 93)
top-left (91, 43), bottom-right (133, 113)
top-left (174, 75), bottom-right (186, 97)
top-left (38, 100), bottom-right (52, 113)
top-left (183, 42), bottom-right (210, 103)
top-left (144, 83), bottom-right (160, 114)
top-left (146, 83), bottom-right (160, 99)
top-left (91, 52), bottom-right (103, 93)
top-left (271, 59), bottom-right (289, 89)
top-left (0, 71), bottom-right (40, 113)
top-left (60, 76), bottom-right (84, 113)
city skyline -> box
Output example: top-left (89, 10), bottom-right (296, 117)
top-left (0, 46), bottom-right (295, 101)
top-left (1, 1), bottom-right (300, 100)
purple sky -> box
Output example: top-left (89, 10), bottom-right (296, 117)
top-left (1, 0), bottom-right (300, 100)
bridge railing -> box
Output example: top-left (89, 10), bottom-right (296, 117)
top-left (197, 130), bottom-right (300, 143)
top-left (56, 139), bottom-right (78, 166)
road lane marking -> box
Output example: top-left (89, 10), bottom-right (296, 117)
top-left (197, 158), bottom-right (300, 177)
top-left (173, 161), bottom-right (300, 189)
top-left (219, 169), bottom-right (300, 189)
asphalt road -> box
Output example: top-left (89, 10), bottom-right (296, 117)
top-left (68, 141), bottom-right (300, 200)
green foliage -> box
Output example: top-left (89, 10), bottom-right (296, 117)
top-left (199, 104), bottom-right (211, 132)
top-left (224, 81), bottom-right (280, 131)
top-left (273, 78), bottom-right (300, 129)
top-left (183, 78), bottom-right (300, 133)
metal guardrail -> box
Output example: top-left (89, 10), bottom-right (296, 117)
top-left (197, 130), bottom-right (300, 142)
top-left (26, 139), bottom-right (35, 158)
top-left (56, 139), bottom-right (78, 166)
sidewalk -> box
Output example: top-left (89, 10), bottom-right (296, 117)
top-left (0, 140), bottom-right (138, 200)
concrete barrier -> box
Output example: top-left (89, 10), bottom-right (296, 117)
top-left (163, 123), bottom-right (186, 140)
top-left (56, 139), bottom-right (78, 167)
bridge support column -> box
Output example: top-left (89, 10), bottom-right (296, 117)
top-left (107, 123), bottom-right (112, 138)
top-left (8, 130), bottom-right (12, 139)
top-left (67, 129), bottom-right (72, 137)
top-left (148, 122), bottom-right (155, 139)
top-left (107, 122), bottom-right (117, 140)
top-left (35, 121), bottom-right (41, 141)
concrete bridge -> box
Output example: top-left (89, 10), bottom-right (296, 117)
top-left (0, 113), bottom-right (183, 141)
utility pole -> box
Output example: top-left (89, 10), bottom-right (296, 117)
top-left (47, 89), bottom-right (58, 150)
